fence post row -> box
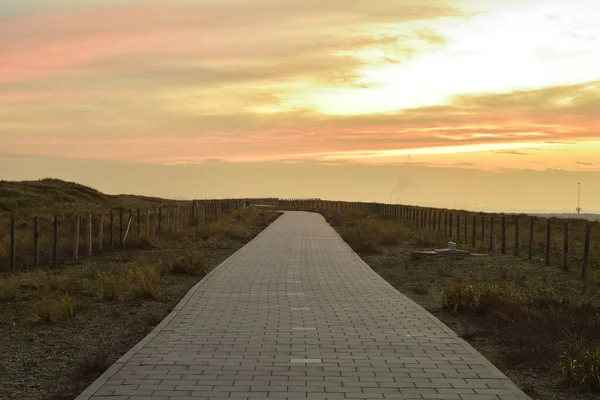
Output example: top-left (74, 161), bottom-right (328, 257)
top-left (3, 200), bottom-right (598, 276)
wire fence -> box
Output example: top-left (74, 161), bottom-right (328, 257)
top-left (276, 199), bottom-right (600, 278)
top-left (0, 200), bottom-right (247, 273)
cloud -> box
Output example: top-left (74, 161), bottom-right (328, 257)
top-left (1, 0), bottom-right (599, 172)
top-left (1, 80), bottom-right (599, 166)
top-left (494, 150), bottom-right (531, 155)
top-left (1, 0), bottom-right (459, 82)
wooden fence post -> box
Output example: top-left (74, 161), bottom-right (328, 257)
top-left (73, 215), bottom-right (80, 261)
top-left (110, 210), bottom-right (114, 248)
top-left (563, 222), bottom-right (569, 271)
top-left (137, 208), bottom-right (141, 236)
top-left (501, 217), bottom-right (506, 254)
top-left (128, 209), bottom-right (133, 236)
top-left (490, 217), bottom-right (496, 250)
top-left (53, 216), bottom-right (59, 264)
top-left (528, 217), bottom-right (534, 260)
top-left (158, 207), bottom-right (163, 234)
top-left (444, 212), bottom-right (448, 235)
top-left (449, 214), bottom-right (453, 238)
top-left (545, 219), bottom-right (551, 266)
top-left (456, 214), bottom-right (461, 243)
top-left (472, 215), bottom-right (476, 247)
top-left (514, 217), bottom-right (520, 256)
top-left (33, 216), bottom-right (40, 268)
top-left (146, 208), bottom-right (151, 236)
top-left (481, 216), bottom-right (485, 243)
top-left (99, 214), bottom-right (104, 252)
top-left (581, 225), bottom-right (591, 279)
top-left (119, 209), bottom-right (124, 246)
top-left (87, 213), bottom-right (93, 257)
top-left (10, 215), bottom-right (16, 273)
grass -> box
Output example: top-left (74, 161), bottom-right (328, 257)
top-left (97, 273), bottom-right (123, 301)
top-left (129, 262), bottom-right (161, 299)
top-left (59, 293), bottom-right (77, 318)
top-left (169, 253), bottom-right (208, 276)
top-left (559, 336), bottom-right (600, 393)
top-left (34, 293), bottom-right (53, 322)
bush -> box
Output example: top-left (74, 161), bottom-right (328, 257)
top-left (59, 293), bottom-right (77, 318)
top-left (341, 233), bottom-right (382, 255)
top-left (97, 273), bottom-right (122, 301)
top-left (442, 283), bottom-right (521, 315)
top-left (35, 293), bottom-right (53, 322)
top-left (169, 254), bottom-right (208, 276)
top-left (559, 337), bottom-right (600, 393)
top-left (129, 263), bottom-right (160, 299)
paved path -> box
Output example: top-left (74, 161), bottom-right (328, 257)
top-left (77, 212), bottom-right (529, 400)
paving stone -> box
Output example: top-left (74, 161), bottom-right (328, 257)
top-left (75, 212), bottom-right (530, 400)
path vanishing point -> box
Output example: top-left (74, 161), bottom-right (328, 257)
top-left (76, 211), bottom-right (530, 400)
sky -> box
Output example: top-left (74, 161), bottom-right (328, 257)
top-left (1, 0), bottom-right (599, 213)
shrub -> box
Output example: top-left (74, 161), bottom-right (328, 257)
top-left (35, 293), bottom-right (53, 322)
top-left (169, 254), bottom-right (208, 276)
top-left (97, 273), bottom-right (122, 301)
top-left (442, 283), bottom-right (520, 315)
top-left (59, 293), bottom-right (77, 318)
top-left (129, 263), bottom-right (160, 299)
top-left (559, 336), bottom-right (600, 393)
top-left (341, 233), bottom-right (382, 255)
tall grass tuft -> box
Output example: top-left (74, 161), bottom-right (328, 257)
top-left (129, 263), bottom-right (160, 299)
top-left (59, 293), bottom-right (77, 318)
top-left (442, 283), bottom-right (521, 315)
top-left (35, 293), bottom-right (53, 322)
top-left (97, 273), bottom-right (122, 301)
top-left (559, 333), bottom-right (600, 393)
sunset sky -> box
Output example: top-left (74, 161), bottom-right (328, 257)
top-left (1, 0), bottom-right (599, 213)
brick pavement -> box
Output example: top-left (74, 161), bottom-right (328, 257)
top-left (76, 211), bottom-right (530, 400)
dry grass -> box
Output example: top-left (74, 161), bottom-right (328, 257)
top-left (97, 273), bottom-right (123, 301)
top-left (169, 253), bottom-right (208, 276)
top-left (59, 293), bottom-right (77, 318)
top-left (559, 336), bottom-right (600, 393)
top-left (34, 293), bottom-right (53, 322)
top-left (128, 262), bottom-right (161, 299)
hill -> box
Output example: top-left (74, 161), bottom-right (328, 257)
top-left (0, 178), bottom-right (179, 217)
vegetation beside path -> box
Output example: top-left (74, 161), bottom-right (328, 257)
top-left (0, 180), bottom-right (280, 399)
